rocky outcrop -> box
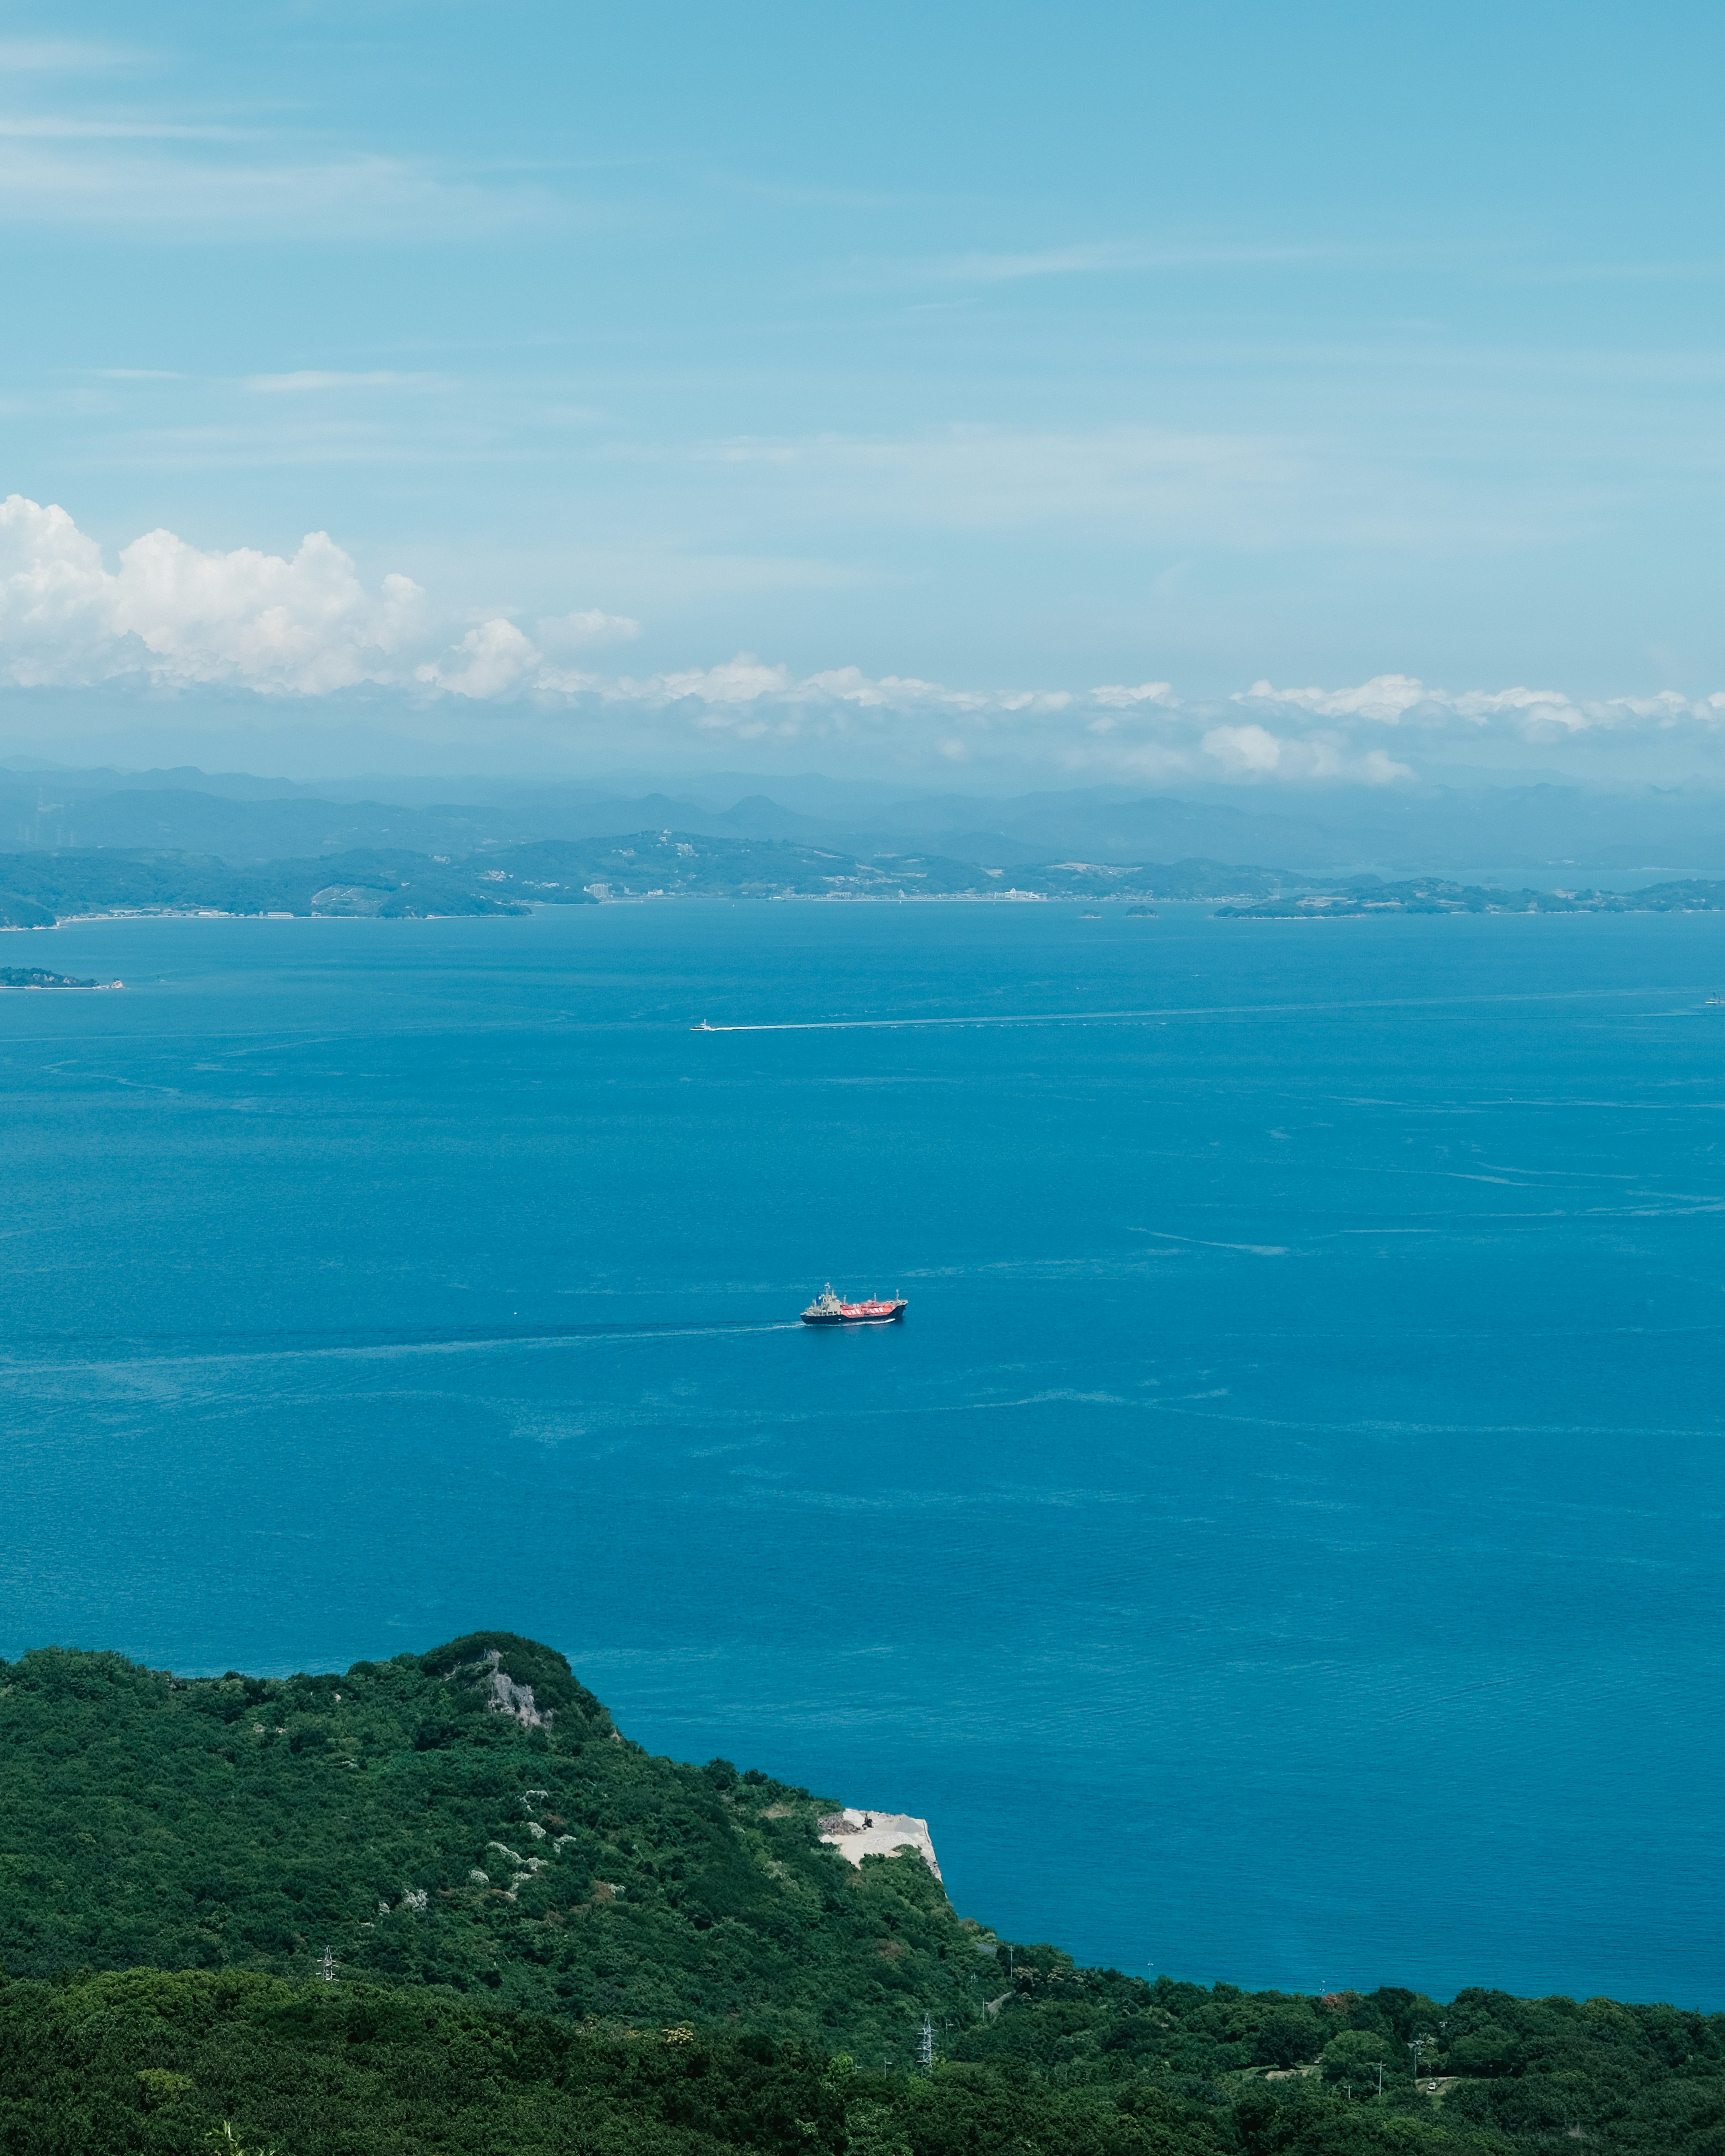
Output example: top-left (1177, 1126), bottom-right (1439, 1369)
top-left (439, 1648), bottom-right (556, 1727)
top-left (482, 1659), bottom-right (553, 1727)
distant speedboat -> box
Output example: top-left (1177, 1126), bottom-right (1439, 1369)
top-left (1708, 994), bottom-right (1725, 1007)
top-left (800, 1284), bottom-right (908, 1326)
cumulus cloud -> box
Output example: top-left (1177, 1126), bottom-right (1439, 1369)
top-left (0, 495), bottom-right (431, 692)
top-left (1237, 673), bottom-right (1725, 739)
top-left (414, 619), bottom-right (539, 700)
top-left (535, 608), bottom-right (642, 652)
top-left (5, 499), bottom-right (1725, 787)
top-left (1237, 674), bottom-right (1432, 724)
top-left (0, 495), bottom-right (642, 702)
top-left (1199, 723), bottom-right (1411, 784)
top-left (1092, 680), bottom-right (1177, 709)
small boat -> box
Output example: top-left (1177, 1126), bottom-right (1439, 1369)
top-left (800, 1284), bottom-right (908, 1326)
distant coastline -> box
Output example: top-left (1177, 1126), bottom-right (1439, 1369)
top-left (6, 831), bottom-right (1725, 928)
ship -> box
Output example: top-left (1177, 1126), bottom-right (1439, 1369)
top-left (800, 1284), bottom-right (908, 1326)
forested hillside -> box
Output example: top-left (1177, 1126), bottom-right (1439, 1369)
top-left (0, 832), bottom-right (1311, 921)
top-left (0, 1633), bottom-right (974, 2054)
top-left (0, 1633), bottom-right (1721, 2154)
top-left (7, 833), bottom-right (1725, 926)
top-left (0, 847), bottom-right (532, 926)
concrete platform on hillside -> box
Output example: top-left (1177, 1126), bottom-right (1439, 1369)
top-left (818, 1807), bottom-right (942, 1880)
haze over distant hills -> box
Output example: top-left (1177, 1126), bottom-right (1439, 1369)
top-left (9, 763), bottom-right (1725, 882)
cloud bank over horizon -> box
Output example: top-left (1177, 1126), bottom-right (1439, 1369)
top-left (5, 495), bottom-right (1725, 789)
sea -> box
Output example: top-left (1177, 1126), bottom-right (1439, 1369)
top-left (1, 901), bottom-right (1721, 2009)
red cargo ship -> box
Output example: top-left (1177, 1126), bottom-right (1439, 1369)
top-left (800, 1284), bottom-right (908, 1326)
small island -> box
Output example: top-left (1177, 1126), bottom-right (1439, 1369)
top-left (0, 966), bottom-right (122, 990)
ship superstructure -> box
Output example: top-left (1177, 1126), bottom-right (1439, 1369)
top-left (800, 1284), bottom-right (908, 1326)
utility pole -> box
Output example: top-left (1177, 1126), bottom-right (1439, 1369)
top-left (1408, 2034), bottom-right (1432, 2083)
top-left (1371, 2061), bottom-right (1385, 2097)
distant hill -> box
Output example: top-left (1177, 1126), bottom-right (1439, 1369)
top-left (0, 834), bottom-right (1319, 925)
top-left (10, 832), bottom-right (1725, 928)
top-left (1214, 878), bottom-right (1725, 917)
top-left (0, 848), bottom-right (538, 928)
top-left (465, 833), bottom-right (1317, 904)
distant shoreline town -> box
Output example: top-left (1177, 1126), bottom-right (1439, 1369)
top-left (3, 829), bottom-right (1725, 928)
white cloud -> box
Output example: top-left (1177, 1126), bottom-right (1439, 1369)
top-left (0, 495), bottom-right (431, 693)
top-left (654, 655), bottom-right (793, 705)
top-left (907, 240), bottom-right (1334, 286)
top-left (244, 371), bottom-right (446, 395)
top-left (0, 494), bottom-right (635, 703)
top-left (0, 39), bottom-right (139, 72)
top-left (1238, 673), bottom-right (1725, 739)
top-left (0, 118), bottom-right (241, 141)
top-left (1203, 722), bottom-right (1285, 774)
top-left (535, 607), bottom-right (642, 652)
top-left (1085, 686), bottom-right (1177, 740)
top-left (916, 242), bottom-right (1169, 284)
top-left (5, 499), bottom-right (1725, 789)
top-left (681, 424), bottom-right (1305, 538)
top-left (801, 665), bottom-right (1070, 714)
top-left (0, 141), bottom-right (562, 239)
top-left (1237, 673), bottom-right (1433, 723)
top-left (414, 619), bottom-right (539, 700)
top-left (1199, 723), bottom-right (1412, 784)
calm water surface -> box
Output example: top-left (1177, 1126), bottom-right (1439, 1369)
top-left (1, 903), bottom-right (1721, 2005)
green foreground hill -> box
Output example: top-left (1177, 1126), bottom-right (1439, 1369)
top-left (0, 1631), bottom-right (975, 2054)
top-left (1, 1632), bottom-right (1721, 2156)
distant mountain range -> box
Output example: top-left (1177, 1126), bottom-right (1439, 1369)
top-left (9, 762), bottom-right (1725, 878)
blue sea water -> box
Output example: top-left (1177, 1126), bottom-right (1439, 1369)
top-left (1, 902), bottom-right (1722, 2008)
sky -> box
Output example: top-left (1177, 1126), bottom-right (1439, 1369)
top-left (2, 0), bottom-right (1724, 786)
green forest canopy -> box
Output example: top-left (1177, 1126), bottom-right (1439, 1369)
top-left (0, 1631), bottom-right (1719, 2155)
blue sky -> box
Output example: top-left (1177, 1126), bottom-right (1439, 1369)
top-left (3, 0), bottom-right (1724, 783)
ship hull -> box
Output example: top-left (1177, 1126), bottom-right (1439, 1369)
top-left (801, 1305), bottom-right (907, 1326)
